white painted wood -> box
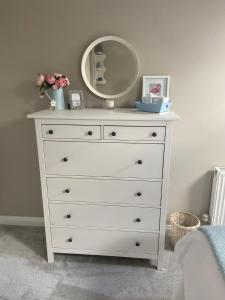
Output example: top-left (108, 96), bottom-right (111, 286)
top-left (28, 108), bottom-right (178, 268)
top-left (157, 122), bottom-right (173, 270)
top-left (47, 177), bottom-right (162, 207)
top-left (51, 227), bottom-right (159, 257)
top-left (34, 119), bottom-right (55, 263)
top-left (0, 216), bottom-right (44, 227)
top-left (43, 141), bottom-right (164, 179)
top-left (103, 126), bottom-right (165, 141)
top-left (51, 247), bottom-right (157, 259)
top-left (42, 124), bottom-right (101, 140)
top-left (27, 108), bottom-right (179, 121)
top-left (49, 203), bottom-right (160, 231)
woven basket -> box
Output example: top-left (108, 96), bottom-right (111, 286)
top-left (169, 211), bottom-right (200, 249)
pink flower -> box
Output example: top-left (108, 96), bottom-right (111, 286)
top-left (54, 73), bottom-right (62, 78)
top-left (64, 77), bottom-right (70, 86)
top-left (36, 73), bottom-right (44, 86)
top-left (45, 75), bottom-right (55, 85)
top-left (55, 77), bottom-right (67, 88)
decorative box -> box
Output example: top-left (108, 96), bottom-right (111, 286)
top-left (136, 100), bottom-right (172, 113)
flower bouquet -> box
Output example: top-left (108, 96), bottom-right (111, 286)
top-left (36, 73), bottom-right (70, 110)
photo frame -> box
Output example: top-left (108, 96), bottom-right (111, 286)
top-left (142, 76), bottom-right (170, 98)
top-left (68, 90), bottom-right (84, 109)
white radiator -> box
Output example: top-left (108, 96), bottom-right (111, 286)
top-left (210, 167), bottom-right (225, 225)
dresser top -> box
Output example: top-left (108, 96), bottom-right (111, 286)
top-left (27, 109), bottom-right (179, 121)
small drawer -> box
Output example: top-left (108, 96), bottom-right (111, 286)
top-left (42, 124), bottom-right (101, 140)
top-left (51, 227), bottom-right (159, 257)
top-left (47, 177), bottom-right (162, 207)
top-left (49, 203), bottom-right (160, 232)
top-left (103, 126), bottom-right (165, 141)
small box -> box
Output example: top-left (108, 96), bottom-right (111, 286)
top-left (136, 100), bottom-right (172, 113)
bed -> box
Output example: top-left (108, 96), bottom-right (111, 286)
top-left (174, 229), bottom-right (225, 300)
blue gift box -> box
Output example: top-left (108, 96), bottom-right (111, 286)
top-left (136, 100), bottom-right (172, 113)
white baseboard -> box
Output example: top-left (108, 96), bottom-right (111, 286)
top-left (0, 216), bottom-right (44, 227)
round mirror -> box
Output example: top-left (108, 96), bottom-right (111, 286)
top-left (81, 36), bottom-right (139, 108)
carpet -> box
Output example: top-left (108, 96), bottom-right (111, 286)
top-left (0, 225), bottom-right (182, 300)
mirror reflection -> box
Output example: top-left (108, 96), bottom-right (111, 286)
top-left (84, 40), bottom-right (138, 96)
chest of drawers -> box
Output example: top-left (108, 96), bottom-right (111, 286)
top-left (28, 108), bottom-right (178, 270)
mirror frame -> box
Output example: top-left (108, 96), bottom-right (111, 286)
top-left (81, 36), bottom-right (139, 100)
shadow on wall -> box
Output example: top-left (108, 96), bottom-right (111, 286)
top-left (188, 170), bottom-right (214, 217)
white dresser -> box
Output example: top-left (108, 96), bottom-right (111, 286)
top-left (28, 108), bottom-right (178, 269)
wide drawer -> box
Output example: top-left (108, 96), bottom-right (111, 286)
top-left (43, 141), bottom-right (164, 179)
top-left (51, 227), bottom-right (159, 257)
top-left (104, 126), bottom-right (165, 141)
top-left (49, 203), bottom-right (160, 231)
top-left (47, 177), bottom-right (162, 207)
top-left (42, 124), bottom-right (101, 140)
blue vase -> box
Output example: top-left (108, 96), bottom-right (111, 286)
top-left (51, 87), bottom-right (65, 110)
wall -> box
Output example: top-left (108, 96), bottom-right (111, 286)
top-left (1, 0), bottom-right (225, 218)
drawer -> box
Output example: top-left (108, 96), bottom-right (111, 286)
top-left (42, 124), bottom-right (101, 140)
top-left (47, 177), bottom-right (162, 207)
top-left (49, 203), bottom-right (160, 231)
top-left (103, 126), bottom-right (165, 141)
top-left (43, 141), bottom-right (164, 179)
top-left (51, 227), bottom-right (159, 257)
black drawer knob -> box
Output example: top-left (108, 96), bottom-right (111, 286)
top-left (67, 238), bottom-right (73, 242)
top-left (88, 131), bottom-right (93, 136)
top-left (48, 129), bottom-right (53, 135)
top-left (152, 132), bottom-right (157, 137)
top-left (137, 192), bottom-right (142, 197)
top-left (63, 157), bottom-right (68, 162)
top-left (137, 160), bottom-right (143, 165)
top-left (65, 214), bottom-right (71, 219)
top-left (136, 218), bottom-right (141, 223)
top-left (65, 189), bottom-right (70, 193)
top-left (111, 131), bottom-right (116, 136)
top-left (135, 242), bottom-right (140, 247)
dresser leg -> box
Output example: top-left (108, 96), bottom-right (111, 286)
top-left (47, 251), bottom-right (54, 263)
top-left (156, 258), bottom-right (165, 271)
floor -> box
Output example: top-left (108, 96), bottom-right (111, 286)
top-left (0, 225), bottom-right (182, 300)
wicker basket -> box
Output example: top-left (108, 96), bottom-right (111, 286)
top-left (169, 211), bottom-right (200, 249)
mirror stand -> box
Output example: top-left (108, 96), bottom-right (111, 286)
top-left (104, 99), bottom-right (115, 109)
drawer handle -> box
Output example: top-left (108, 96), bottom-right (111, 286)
top-left (48, 129), bottom-right (54, 135)
top-left (137, 160), bottom-right (143, 165)
top-left (152, 132), bottom-right (157, 137)
top-left (135, 242), bottom-right (140, 247)
top-left (62, 157), bottom-right (68, 162)
top-left (136, 192), bottom-right (142, 197)
top-left (65, 214), bottom-right (71, 219)
top-left (135, 218), bottom-right (141, 223)
top-left (67, 238), bottom-right (73, 242)
top-left (88, 131), bottom-right (93, 136)
top-left (111, 131), bottom-right (116, 136)
top-left (65, 189), bottom-right (70, 193)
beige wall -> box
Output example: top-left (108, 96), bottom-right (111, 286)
top-left (1, 0), bottom-right (225, 218)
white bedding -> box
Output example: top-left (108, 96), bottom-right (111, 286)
top-left (174, 230), bottom-right (225, 300)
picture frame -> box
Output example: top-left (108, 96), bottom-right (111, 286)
top-left (142, 76), bottom-right (170, 98)
top-left (68, 90), bottom-right (84, 109)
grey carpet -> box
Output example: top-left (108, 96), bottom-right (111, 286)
top-left (0, 225), bottom-right (182, 300)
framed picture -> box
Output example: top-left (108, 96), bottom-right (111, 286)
top-left (68, 90), bottom-right (84, 109)
top-left (142, 76), bottom-right (170, 98)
